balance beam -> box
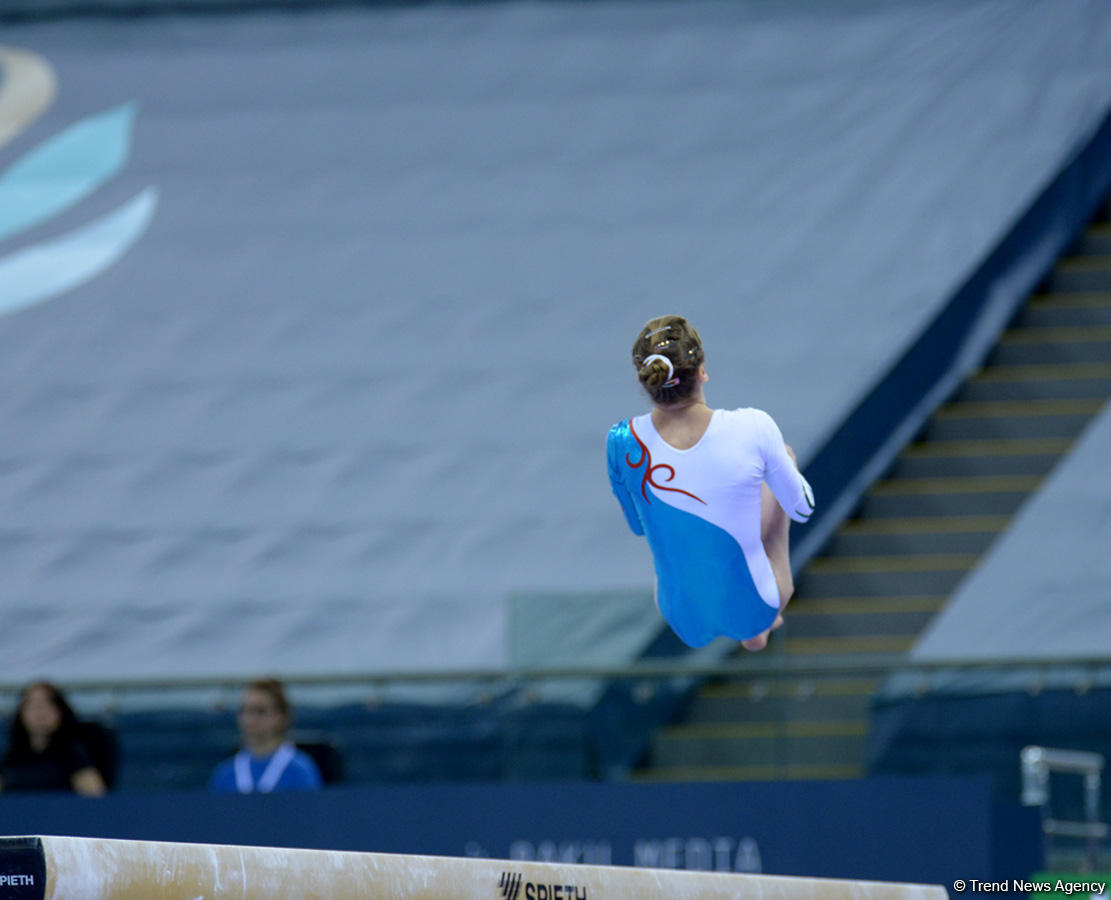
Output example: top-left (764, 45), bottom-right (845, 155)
top-left (0, 835), bottom-right (949, 900)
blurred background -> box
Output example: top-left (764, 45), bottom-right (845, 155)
top-left (0, 0), bottom-right (1109, 889)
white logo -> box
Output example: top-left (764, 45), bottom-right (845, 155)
top-left (0, 45), bottom-right (158, 318)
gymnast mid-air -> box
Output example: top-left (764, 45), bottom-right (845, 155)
top-left (607, 315), bottom-right (815, 651)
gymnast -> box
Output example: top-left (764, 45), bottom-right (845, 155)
top-left (606, 315), bottom-right (814, 650)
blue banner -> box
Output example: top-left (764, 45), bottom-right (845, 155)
top-left (0, 776), bottom-right (1040, 888)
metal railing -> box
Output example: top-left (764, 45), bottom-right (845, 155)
top-left (2, 653), bottom-right (1108, 712)
top-left (1022, 746), bottom-right (1108, 871)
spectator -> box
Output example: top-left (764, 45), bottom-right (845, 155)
top-left (209, 678), bottom-right (323, 793)
top-left (0, 681), bottom-right (108, 796)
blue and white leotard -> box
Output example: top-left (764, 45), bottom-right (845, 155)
top-left (606, 408), bottom-right (815, 647)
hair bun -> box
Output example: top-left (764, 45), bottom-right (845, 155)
top-left (632, 315), bottom-right (704, 403)
top-left (639, 353), bottom-right (675, 390)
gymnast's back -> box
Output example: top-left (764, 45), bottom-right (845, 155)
top-left (607, 405), bottom-right (813, 647)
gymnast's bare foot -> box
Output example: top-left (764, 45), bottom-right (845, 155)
top-left (740, 613), bottom-right (784, 652)
top-left (741, 632), bottom-right (769, 651)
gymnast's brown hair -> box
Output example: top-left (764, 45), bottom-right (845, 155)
top-left (632, 315), bottom-right (705, 405)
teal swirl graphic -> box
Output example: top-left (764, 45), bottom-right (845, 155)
top-left (0, 46), bottom-right (158, 318)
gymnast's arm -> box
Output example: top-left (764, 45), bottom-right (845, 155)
top-left (606, 424), bottom-right (645, 536)
top-left (757, 411), bottom-right (815, 524)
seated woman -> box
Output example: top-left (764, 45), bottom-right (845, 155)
top-left (0, 681), bottom-right (109, 795)
top-left (209, 678), bottom-right (323, 793)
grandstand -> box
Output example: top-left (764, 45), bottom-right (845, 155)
top-left (1, 0), bottom-right (1109, 886)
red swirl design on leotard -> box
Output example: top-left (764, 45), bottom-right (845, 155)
top-left (625, 419), bottom-right (706, 505)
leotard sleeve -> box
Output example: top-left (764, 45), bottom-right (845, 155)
top-left (754, 410), bottom-right (815, 524)
top-left (606, 421), bottom-right (645, 536)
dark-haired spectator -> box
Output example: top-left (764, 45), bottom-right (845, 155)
top-left (0, 681), bottom-right (108, 796)
top-left (209, 678), bottom-right (323, 793)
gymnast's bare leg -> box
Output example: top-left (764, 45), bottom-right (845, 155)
top-left (741, 445), bottom-right (797, 651)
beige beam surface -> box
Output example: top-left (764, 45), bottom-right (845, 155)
top-left (8, 835), bottom-right (950, 900)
